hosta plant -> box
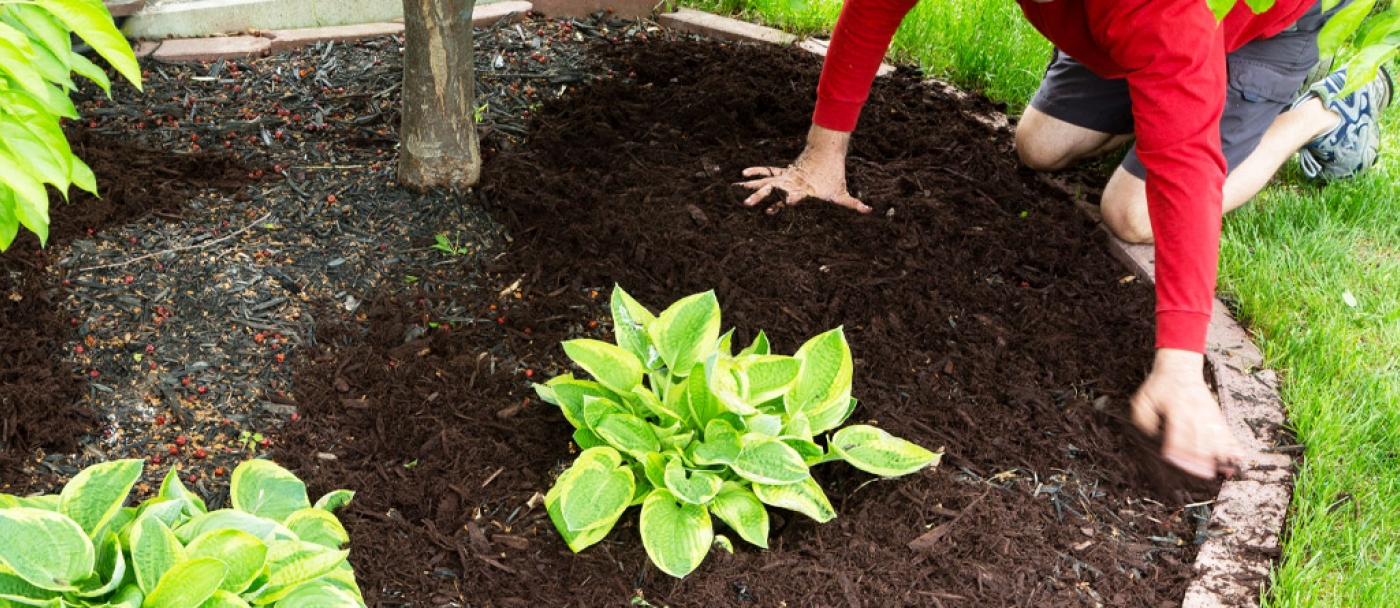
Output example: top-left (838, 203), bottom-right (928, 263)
top-left (0, 0), bottom-right (142, 251)
top-left (535, 286), bottom-right (942, 578)
top-left (0, 458), bottom-right (364, 607)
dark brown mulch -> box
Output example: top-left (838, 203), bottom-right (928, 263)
top-left (0, 130), bottom-right (250, 492)
top-left (277, 40), bottom-right (1220, 607)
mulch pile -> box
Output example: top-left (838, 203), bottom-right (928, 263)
top-left (275, 39), bottom-right (1221, 607)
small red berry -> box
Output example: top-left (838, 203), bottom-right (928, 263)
top-left (497, 317), bottom-right (506, 324)
top-left (259, 438), bottom-right (271, 448)
top-left (525, 369), bottom-right (534, 378)
top-left (275, 353), bottom-right (286, 364)
top-left (182, 377), bottom-right (191, 387)
top-left (175, 436), bottom-right (187, 446)
top-left (89, 370), bottom-right (100, 378)
top-left (155, 416), bottom-right (166, 425)
top-left (194, 449), bottom-right (207, 459)
top-left (146, 344), bottom-right (156, 353)
top-left (151, 455), bottom-right (162, 465)
top-left (197, 386), bottom-right (208, 394)
top-left (327, 194), bottom-right (337, 203)
top-left (290, 413), bottom-right (300, 421)
top-left (74, 345), bottom-right (84, 354)
top-left (188, 474), bottom-right (198, 483)
top-left (168, 445), bottom-right (179, 455)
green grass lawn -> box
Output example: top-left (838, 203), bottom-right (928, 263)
top-left (678, 0), bottom-right (1400, 604)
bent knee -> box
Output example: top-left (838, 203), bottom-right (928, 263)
top-left (1014, 128), bottom-right (1077, 172)
top-left (1100, 186), bottom-right (1154, 244)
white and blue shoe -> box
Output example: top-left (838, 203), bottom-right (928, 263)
top-left (1291, 66), bottom-right (1393, 181)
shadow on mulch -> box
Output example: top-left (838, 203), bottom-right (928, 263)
top-left (277, 40), bottom-right (1219, 606)
top-left (0, 130), bottom-right (249, 492)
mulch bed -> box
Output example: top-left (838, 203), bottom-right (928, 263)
top-left (0, 13), bottom-right (1227, 607)
top-left (0, 13), bottom-right (627, 499)
top-left (275, 39), bottom-right (1220, 606)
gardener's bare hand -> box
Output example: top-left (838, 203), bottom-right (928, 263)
top-left (738, 124), bottom-right (871, 215)
top-left (1131, 349), bottom-right (1242, 479)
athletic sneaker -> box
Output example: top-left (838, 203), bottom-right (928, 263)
top-left (1291, 66), bottom-right (1393, 181)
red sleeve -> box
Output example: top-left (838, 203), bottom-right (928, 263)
top-left (1092, 0), bottom-right (1225, 353)
top-left (812, 0), bottom-right (919, 132)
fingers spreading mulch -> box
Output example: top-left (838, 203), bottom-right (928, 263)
top-left (274, 39), bottom-right (1221, 607)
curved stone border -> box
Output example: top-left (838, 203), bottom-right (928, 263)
top-left (119, 7), bottom-right (1295, 606)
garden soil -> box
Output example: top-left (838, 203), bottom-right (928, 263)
top-left (0, 131), bottom-right (249, 492)
top-left (277, 40), bottom-right (1221, 607)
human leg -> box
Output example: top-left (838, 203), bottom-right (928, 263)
top-left (1101, 96), bottom-right (1343, 243)
top-left (1015, 51), bottom-right (1135, 171)
top-left (1099, 0), bottom-right (1372, 243)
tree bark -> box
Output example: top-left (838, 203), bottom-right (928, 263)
top-left (398, 0), bottom-right (481, 190)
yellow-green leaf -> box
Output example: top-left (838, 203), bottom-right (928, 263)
top-left (639, 489), bottom-right (712, 578)
top-left (185, 529), bottom-right (268, 594)
top-left (753, 477), bottom-right (836, 523)
top-left (58, 459), bottom-right (143, 538)
top-left (0, 507), bottom-right (94, 591)
top-left (142, 557), bottom-right (226, 608)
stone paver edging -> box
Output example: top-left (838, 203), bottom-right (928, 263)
top-left (123, 6), bottom-right (1293, 606)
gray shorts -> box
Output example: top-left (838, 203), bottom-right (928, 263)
top-left (1028, 0), bottom-right (1348, 178)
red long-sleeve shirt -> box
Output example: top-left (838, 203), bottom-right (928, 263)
top-left (814, 0), bottom-right (1312, 353)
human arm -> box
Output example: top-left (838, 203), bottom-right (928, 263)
top-left (1093, 0), bottom-right (1240, 476)
top-left (739, 0), bottom-right (918, 212)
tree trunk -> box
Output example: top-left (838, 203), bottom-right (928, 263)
top-left (398, 0), bottom-right (481, 190)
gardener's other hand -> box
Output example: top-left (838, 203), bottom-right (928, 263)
top-left (738, 124), bottom-right (872, 215)
top-left (1131, 348), bottom-right (1242, 479)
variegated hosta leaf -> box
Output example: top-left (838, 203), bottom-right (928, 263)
top-left (753, 477), bottom-right (836, 523)
top-left (230, 460), bottom-right (311, 523)
top-left (0, 508), bottom-right (94, 591)
top-left (184, 529), bottom-right (268, 594)
top-left (784, 328), bottom-right (853, 433)
top-left (706, 482), bottom-right (769, 548)
top-left (830, 425), bottom-right (940, 477)
top-left (639, 490), bottom-right (713, 578)
top-left (130, 514), bottom-right (186, 595)
top-left (611, 285), bottom-right (659, 369)
top-left (57, 459), bottom-right (143, 539)
top-left (562, 339), bottom-right (645, 394)
top-left (647, 291), bottom-right (721, 377)
top-left (662, 459), bottom-right (723, 505)
top-left (144, 557), bottom-right (227, 608)
top-left (729, 436), bottom-right (809, 486)
top-left (251, 541), bottom-right (349, 604)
